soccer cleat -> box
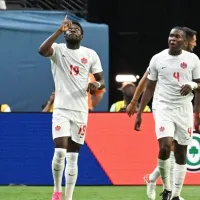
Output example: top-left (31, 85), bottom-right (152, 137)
top-left (159, 189), bottom-right (171, 200)
top-left (144, 174), bottom-right (156, 200)
top-left (171, 197), bottom-right (180, 200)
top-left (179, 197), bottom-right (184, 200)
top-left (52, 192), bottom-right (62, 200)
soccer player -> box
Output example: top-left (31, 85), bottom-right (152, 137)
top-left (38, 16), bottom-right (105, 200)
top-left (126, 27), bottom-right (198, 200)
top-left (134, 27), bottom-right (200, 200)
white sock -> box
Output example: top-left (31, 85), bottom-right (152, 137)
top-left (52, 148), bottom-right (66, 192)
top-left (149, 166), bottom-right (160, 183)
top-left (65, 153), bottom-right (79, 200)
top-left (171, 163), bottom-right (187, 198)
top-left (169, 152), bottom-right (175, 189)
top-left (158, 158), bottom-right (171, 191)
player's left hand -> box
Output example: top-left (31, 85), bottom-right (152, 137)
top-left (194, 117), bottom-right (200, 132)
top-left (134, 114), bottom-right (142, 131)
top-left (87, 82), bottom-right (99, 95)
top-left (180, 84), bottom-right (192, 96)
top-left (126, 102), bottom-right (138, 117)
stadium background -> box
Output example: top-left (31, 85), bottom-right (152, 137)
top-left (0, 0), bottom-right (200, 189)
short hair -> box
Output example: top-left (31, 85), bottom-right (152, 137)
top-left (182, 27), bottom-right (197, 40)
top-left (72, 21), bottom-right (84, 35)
top-left (171, 26), bottom-right (186, 38)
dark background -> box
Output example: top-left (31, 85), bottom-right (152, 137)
top-left (87, 0), bottom-right (200, 107)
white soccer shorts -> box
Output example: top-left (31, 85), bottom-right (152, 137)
top-left (155, 103), bottom-right (193, 145)
top-left (52, 109), bottom-right (88, 145)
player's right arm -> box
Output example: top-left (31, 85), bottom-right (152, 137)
top-left (134, 56), bottom-right (158, 130)
top-left (126, 71), bottom-right (148, 116)
top-left (38, 16), bottom-right (72, 57)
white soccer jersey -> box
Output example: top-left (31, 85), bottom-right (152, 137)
top-left (50, 43), bottom-right (103, 113)
top-left (147, 49), bottom-right (200, 109)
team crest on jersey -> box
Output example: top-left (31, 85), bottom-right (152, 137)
top-left (187, 132), bottom-right (200, 173)
top-left (55, 125), bottom-right (61, 131)
top-left (81, 57), bottom-right (88, 64)
top-left (180, 62), bottom-right (187, 69)
top-left (159, 126), bottom-right (165, 132)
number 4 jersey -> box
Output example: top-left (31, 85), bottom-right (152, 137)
top-left (49, 43), bottom-right (103, 113)
top-left (147, 49), bottom-right (200, 109)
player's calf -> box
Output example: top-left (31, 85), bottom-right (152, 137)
top-left (52, 148), bottom-right (66, 200)
top-left (158, 138), bottom-right (172, 192)
top-left (65, 152), bottom-right (79, 200)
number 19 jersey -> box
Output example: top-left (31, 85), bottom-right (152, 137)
top-left (50, 43), bottom-right (103, 113)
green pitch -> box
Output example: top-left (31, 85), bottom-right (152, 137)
top-left (0, 186), bottom-right (199, 200)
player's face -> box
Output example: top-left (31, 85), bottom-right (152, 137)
top-left (168, 29), bottom-right (185, 51)
top-left (65, 24), bottom-right (83, 43)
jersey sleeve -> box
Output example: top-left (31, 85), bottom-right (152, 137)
top-left (49, 43), bottom-right (59, 62)
top-left (90, 50), bottom-right (103, 74)
top-left (192, 54), bottom-right (200, 80)
top-left (147, 56), bottom-right (158, 81)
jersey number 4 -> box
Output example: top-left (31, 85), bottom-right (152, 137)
top-left (70, 65), bottom-right (79, 76)
top-left (173, 72), bottom-right (180, 82)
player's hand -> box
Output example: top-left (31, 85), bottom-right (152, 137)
top-left (87, 82), bottom-right (99, 95)
top-left (58, 16), bottom-right (72, 32)
top-left (180, 84), bottom-right (192, 96)
top-left (194, 117), bottom-right (200, 132)
top-left (126, 102), bottom-right (138, 117)
top-left (134, 114), bottom-right (142, 131)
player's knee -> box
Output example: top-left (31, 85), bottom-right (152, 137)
top-left (54, 137), bottom-right (68, 149)
top-left (53, 148), bottom-right (67, 163)
top-left (159, 145), bottom-right (171, 159)
top-left (174, 151), bottom-right (187, 165)
top-left (66, 152), bottom-right (79, 168)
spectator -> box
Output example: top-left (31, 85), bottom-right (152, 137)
top-left (42, 90), bottom-right (55, 112)
top-left (110, 82), bottom-right (151, 112)
top-left (0, 104), bottom-right (11, 112)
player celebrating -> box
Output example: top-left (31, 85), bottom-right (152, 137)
top-left (126, 27), bottom-right (198, 200)
top-left (134, 27), bottom-right (200, 200)
top-left (39, 16), bottom-right (105, 200)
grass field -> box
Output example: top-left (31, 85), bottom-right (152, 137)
top-left (0, 186), bottom-right (199, 200)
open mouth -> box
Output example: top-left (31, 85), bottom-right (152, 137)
top-left (170, 41), bottom-right (176, 47)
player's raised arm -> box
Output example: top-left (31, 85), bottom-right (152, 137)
top-left (126, 71), bottom-right (148, 116)
top-left (38, 16), bottom-right (72, 57)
